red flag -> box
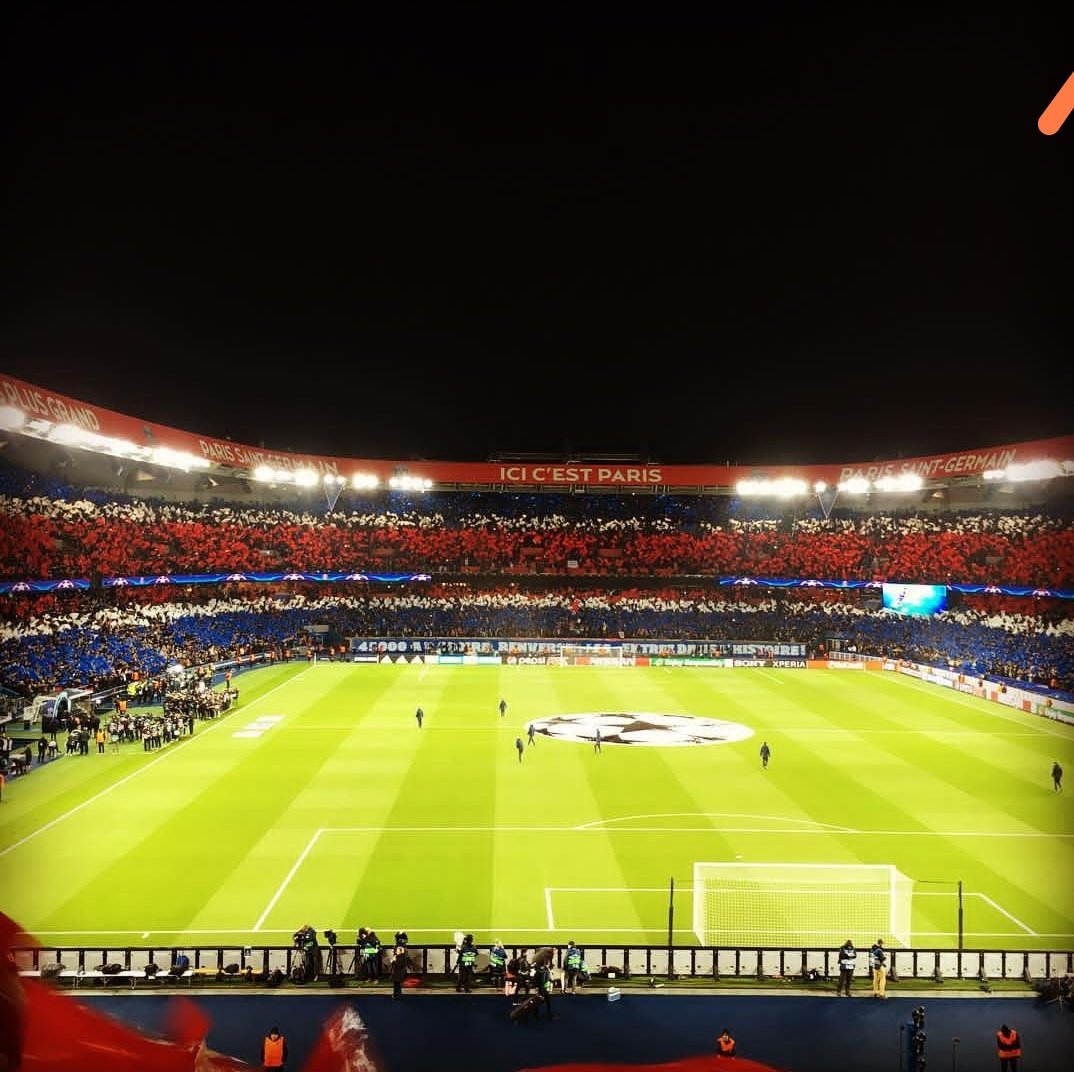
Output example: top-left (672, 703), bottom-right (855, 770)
top-left (301, 1003), bottom-right (388, 1072)
top-left (3, 913), bottom-right (250, 1072)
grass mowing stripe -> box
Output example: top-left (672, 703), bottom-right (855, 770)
top-left (4, 663), bottom-right (1071, 948)
top-left (0, 665), bottom-right (309, 860)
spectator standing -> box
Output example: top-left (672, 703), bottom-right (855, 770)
top-left (716, 1028), bottom-right (737, 1057)
top-left (869, 939), bottom-right (887, 998)
top-left (1052, 761), bottom-right (1063, 792)
top-left (837, 939), bottom-right (856, 996)
top-left (262, 1026), bottom-right (288, 1070)
top-left (760, 741), bottom-right (771, 769)
top-left (996, 1023), bottom-right (1021, 1071)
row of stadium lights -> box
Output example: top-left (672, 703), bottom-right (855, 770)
top-left (2, 405), bottom-right (1067, 493)
top-left (0, 407), bottom-right (432, 491)
top-left (736, 459), bottom-right (1072, 497)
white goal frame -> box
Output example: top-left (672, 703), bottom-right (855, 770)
top-left (692, 861), bottom-right (913, 948)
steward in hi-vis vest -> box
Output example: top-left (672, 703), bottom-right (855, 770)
top-left (262, 1026), bottom-right (287, 1069)
top-left (716, 1028), bottom-right (736, 1056)
top-left (996, 1024), bottom-right (1022, 1070)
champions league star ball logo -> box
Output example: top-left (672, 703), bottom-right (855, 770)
top-left (531, 713), bottom-right (754, 747)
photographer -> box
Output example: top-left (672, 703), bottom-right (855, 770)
top-left (291, 924), bottom-right (320, 983)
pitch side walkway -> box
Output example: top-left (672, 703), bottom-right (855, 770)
top-left (81, 990), bottom-right (1074, 1071)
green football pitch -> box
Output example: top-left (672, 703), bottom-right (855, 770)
top-left (2, 661), bottom-right (1072, 951)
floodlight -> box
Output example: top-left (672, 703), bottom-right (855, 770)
top-left (837, 476), bottom-right (871, 494)
top-left (0, 406), bottom-right (26, 431)
top-left (293, 469), bottom-right (318, 487)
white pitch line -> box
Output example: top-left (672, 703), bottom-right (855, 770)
top-left (977, 893), bottom-right (1038, 936)
top-left (755, 670), bottom-right (784, 685)
top-left (253, 829), bottom-right (323, 932)
top-left (545, 888), bottom-right (555, 929)
top-left (0, 668), bottom-right (309, 859)
top-left (575, 812), bottom-right (855, 832)
top-left (25, 926), bottom-right (1074, 940)
top-left (307, 824), bottom-right (1073, 838)
top-left (883, 673), bottom-right (1074, 740)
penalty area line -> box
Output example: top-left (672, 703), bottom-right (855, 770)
top-left (253, 829), bottom-right (323, 932)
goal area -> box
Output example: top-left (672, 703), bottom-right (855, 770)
top-left (693, 862), bottom-right (913, 948)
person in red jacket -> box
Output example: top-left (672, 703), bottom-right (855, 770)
top-left (996, 1023), bottom-right (1021, 1071)
top-left (263, 1025), bottom-right (288, 1070)
top-left (716, 1027), bottom-right (736, 1057)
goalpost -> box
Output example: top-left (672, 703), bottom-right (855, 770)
top-left (693, 862), bottom-right (913, 948)
top-left (558, 643), bottom-right (626, 666)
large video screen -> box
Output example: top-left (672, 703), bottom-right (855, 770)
top-left (881, 583), bottom-right (947, 616)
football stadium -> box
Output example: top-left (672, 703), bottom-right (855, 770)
top-left (1, 375), bottom-right (1072, 1071)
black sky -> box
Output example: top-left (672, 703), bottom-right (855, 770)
top-left (3, 4), bottom-right (1072, 466)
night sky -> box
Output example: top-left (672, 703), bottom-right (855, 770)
top-left (3, 4), bottom-right (1072, 466)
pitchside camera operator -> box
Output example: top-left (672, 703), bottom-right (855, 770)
top-left (291, 923), bottom-right (322, 983)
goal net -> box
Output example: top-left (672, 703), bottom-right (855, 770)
top-left (693, 862), bottom-right (913, 948)
top-left (558, 643), bottom-right (626, 666)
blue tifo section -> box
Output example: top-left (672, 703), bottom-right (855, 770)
top-left (80, 992), bottom-right (1074, 1072)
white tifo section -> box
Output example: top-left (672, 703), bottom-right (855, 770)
top-left (692, 861), bottom-right (913, 948)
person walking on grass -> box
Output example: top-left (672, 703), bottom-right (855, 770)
top-left (1053, 761), bottom-right (1063, 792)
top-left (527, 722), bottom-right (536, 746)
top-left (415, 706), bottom-right (423, 729)
top-left (594, 726), bottom-right (602, 753)
top-left (760, 741), bottom-right (771, 769)
top-left (516, 736), bottom-right (524, 763)
top-left (499, 698), bottom-right (508, 718)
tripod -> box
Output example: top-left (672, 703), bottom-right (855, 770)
top-left (323, 943), bottom-right (357, 981)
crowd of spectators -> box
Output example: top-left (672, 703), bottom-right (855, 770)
top-left (1, 586), bottom-right (1070, 698)
top-left (2, 485), bottom-right (1073, 587)
top-left (0, 462), bottom-right (1071, 700)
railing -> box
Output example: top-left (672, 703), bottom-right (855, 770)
top-left (13, 943), bottom-right (1073, 985)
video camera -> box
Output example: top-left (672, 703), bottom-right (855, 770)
top-left (292, 925), bottom-right (318, 950)
top-left (324, 929), bottom-right (338, 946)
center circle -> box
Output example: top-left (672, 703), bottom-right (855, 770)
top-left (529, 712), bottom-right (754, 747)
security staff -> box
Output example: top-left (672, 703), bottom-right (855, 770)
top-left (455, 934), bottom-right (478, 992)
top-left (996, 1024), bottom-right (1021, 1071)
top-left (263, 1026), bottom-right (288, 1070)
top-left (488, 939), bottom-right (507, 989)
top-left (837, 938), bottom-right (856, 996)
top-left (716, 1027), bottom-right (736, 1057)
top-left (563, 941), bottom-right (584, 993)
